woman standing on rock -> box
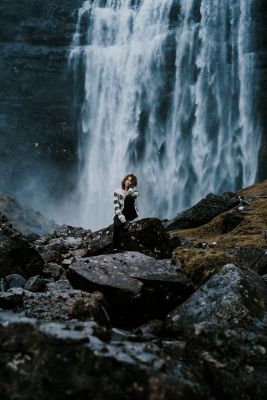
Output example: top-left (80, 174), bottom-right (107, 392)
top-left (113, 174), bottom-right (139, 251)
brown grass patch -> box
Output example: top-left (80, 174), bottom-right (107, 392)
top-left (170, 180), bottom-right (267, 287)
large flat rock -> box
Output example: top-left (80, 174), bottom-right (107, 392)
top-left (67, 251), bottom-right (193, 327)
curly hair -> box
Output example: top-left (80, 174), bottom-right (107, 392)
top-left (121, 174), bottom-right (138, 189)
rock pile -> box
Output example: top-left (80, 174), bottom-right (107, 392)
top-left (1, 181), bottom-right (267, 399)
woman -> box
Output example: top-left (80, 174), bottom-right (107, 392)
top-left (113, 174), bottom-right (139, 250)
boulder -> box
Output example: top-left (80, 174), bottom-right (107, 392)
top-left (165, 192), bottom-right (240, 230)
top-left (5, 273), bottom-right (26, 289)
top-left (24, 275), bottom-right (45, 292)
top-left (221, 209), bottom-right (244, 233)
top-left (235, 246), bottom-right (267, 275)
top-left (0, 279), bottom-right (108, 326)
top-left (88, 218), bottom-right (172, 259)
top-left (184, 322), bottom-right (267, 400)
top-left (166, 264), bottom-right (267, 335)
top-left (33, 224), bottom-right (92, 264)
top-left (0, 213), bottom-right (44, 278)
top-left (0, 311), bottom-right (210, 400)
top-left (67, 251), bottom-right (193, 327)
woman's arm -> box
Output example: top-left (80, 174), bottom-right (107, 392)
top-left (127, 188), bottom-right (139, 198)
top-left (113, 191), bottom-right (122, 215)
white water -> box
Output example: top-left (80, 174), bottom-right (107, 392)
top-left (68, 0), bottom-right (261, 230)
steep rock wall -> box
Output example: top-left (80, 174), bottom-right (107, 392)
top-left (0, 0), bottom-right (83, 205)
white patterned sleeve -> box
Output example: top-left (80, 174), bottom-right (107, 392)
top-left (113, 191), bottom-right (122, 216)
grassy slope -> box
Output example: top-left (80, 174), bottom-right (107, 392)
top-left (170, 180), bottom-right (267, 287)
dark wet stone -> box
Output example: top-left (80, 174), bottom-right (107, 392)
top-left (184, 322), bottom-right (267, 400)
top-left (166, 264), bottom-right (267, 336)
top-left (165, 192), bottom-right (240, 230)
top-left (0, 278), bottom-right (7, 292)
top-left (134, 320), bottom-right (165, 337)
top-left (51, 224), bottom-right (92, 241)
top-left (24, 280), bottom-right (105, 322)
top-left (42, 262), bottom-right (64, 279)
top-left (0, 311), bottom-right (210, 400)
top-left (0, 213), bottom-right (44, 278)
top-left (67, 251), bottom-right (193, 327)
top-left (235, 246), bottom-right (267, 275)
top-left (221, 210), bottom-right (244, 233)
top-left (88, 218), bottom-right (172, 259)
top-left (0, 290), bottom-right (24, 309)
top-left (24, 275), bottom-right (45, 292)
top-left (5, 274), bottom-right (26, 289)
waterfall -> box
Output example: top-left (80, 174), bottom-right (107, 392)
top-left (69, 0), bottom-right (261, 230)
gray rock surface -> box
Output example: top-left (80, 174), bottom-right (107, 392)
top-left (165, 193), bottom-right (240, 230)
top-left (0, 213), bottom-right (44, 278)
top-left (0, 311), bottom-right (209, 400)
top-left (166, 264), bottom-right (267, 335)
top-left (68, 251), bottom-right (193, 327)
top-left (88, 218), bottom-right (172, 259)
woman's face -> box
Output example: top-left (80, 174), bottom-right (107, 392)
top-left (125, 176), bottom-right (133, 188)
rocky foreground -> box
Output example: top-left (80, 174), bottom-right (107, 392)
top-left (1, 181), bottom-right (267, 399)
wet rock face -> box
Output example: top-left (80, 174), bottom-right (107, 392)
top-left (166, 264), bottom-right (267, 336)
top-left (0, 0), bottom-right (84, 203)
top-left (165, 192), bottom-right (240, 230)
top-left (67, 251), bottom-right (193, 327)
top-left (0, 213), bottom-right (44, 278)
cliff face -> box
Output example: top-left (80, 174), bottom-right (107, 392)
top-left (254, 0), bottom-right (267, 181)
top-left (0, 0), bottom-right (84, 204)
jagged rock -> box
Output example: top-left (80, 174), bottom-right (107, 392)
top-left (51, 224), bottom-right (93, 241)
top-left (221, 210), bottom-right (244, 233)
top-left (88, 218), bottom-right (172, 259)
top-left (0, 280), bottom-right (108, 327)
top-left (24, 275), bottom-right (45, 292)
top-left (5, 274), bottom-right (26, 289)
top-left (184, 322), bottom-right (267, 400)
top-left (0, 311), bottom-right (210, 400)
top-left (235, 246), bottom-right (267, 275)
top-left (67, 251), bottom-right (193, 327)
top-left (34, 225), bottom-right (93, 264)
top-left (21, 280), bottom-right (107, 324)
top-left (42, 262), bottom-right (64, 279)
top-left (0, 278), bottom-right (7, 292)
top-left (165, 192), bottom-right (240, 230)
top-left (0, 290), bottom-right (24, 309)
top-left (134, 320), bottom-right (165, 337)
top-left (166, 264), bottom-right (267, 336)
top-left (0, 213), bottom-right (44, 278)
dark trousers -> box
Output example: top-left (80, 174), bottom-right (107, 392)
top-left (113, 215), bottom-right (128, 249)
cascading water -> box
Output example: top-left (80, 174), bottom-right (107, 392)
top-left (69, 0), bottom-right (261, 230)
